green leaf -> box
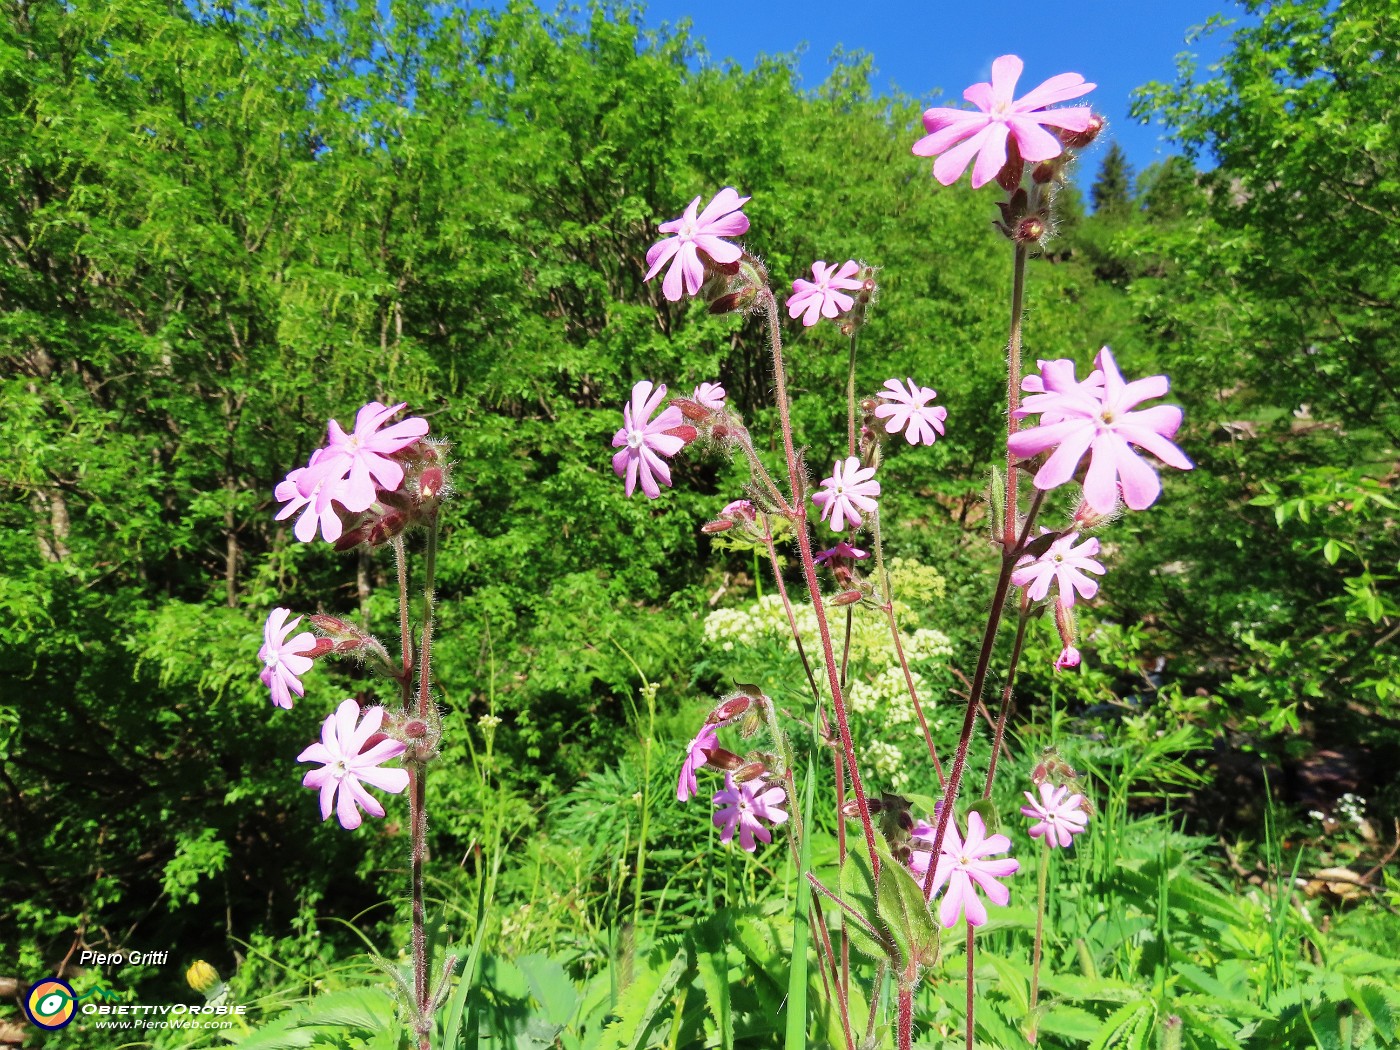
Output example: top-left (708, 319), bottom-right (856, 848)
top-left (517, 954), bottom-right (579, 1029)
top-left (875, 846), bottom-right (940, 969)
top-left (837, 851), bottom-right (894, 962)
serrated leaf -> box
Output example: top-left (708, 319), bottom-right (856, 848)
top-left (1346, 978), bottom-right (1399, 1042)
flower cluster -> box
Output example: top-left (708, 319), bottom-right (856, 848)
top-left (674, 700), bottom-right (789, 854)
top-left (275, 401), bottom-right (437, 547)
top-left (259, 403), bottom-right (436, 830)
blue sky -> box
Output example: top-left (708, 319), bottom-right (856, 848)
top-left (636, 0), bottom-right (1244, 180)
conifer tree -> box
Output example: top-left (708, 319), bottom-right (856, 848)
top-left (1091, 141), bottom-right (1134, 216)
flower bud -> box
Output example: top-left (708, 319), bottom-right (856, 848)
top-left (402, 718), bottom-right (429, 739)
top-left (367, 510), bottom-right (409, 547)
top-left (995, 138), bottom-right (1025, 192)
top-left (700, 519), bottom-right (734, 534)
top-left (1072, 499), bottom-right (1113, 530)
top-left (674, 398), bottom-right (710, 422)
top-left (708, 693), bottom-right (752, 725)
top-left (662, 424), bottom-right (699, 445)
top-left (831, 589), bottom-right (863, 607)
top-left (1032, 161), bottom-right (1058, 184)
top-left (1016, 216), bottom-right (1047, 245)
top-left (419, 466), bottom-right (445, 502)
top-left (307, 638), bottom-right (336, 659)
top-left (733, 761), bottom-right (766, 783)
top-left (705, 746), bottom-right (745, 771)
top-left (1057, 113), bottom-right (1105, 149)
top-left (720, 499), bottom-right (756, 523)
top-left (186, 961), bottom-right (220, 995)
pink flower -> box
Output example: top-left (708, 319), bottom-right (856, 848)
top-left (1022, 783), bottom-right (1090, 848)
top-left (915, 812), bottom-right (1020, 928)
top-left (259, 607), bottom-right (319, 709)
top-left (692, 382), bottom-right (727, 411)
top-left (1021, 359), bottom-right (1104, 425)
top-left (1055, 645), bottom-right (1081, 671)
top-left (912, 55), bottom-right (1096, 189)
top-left (296, 402), bottom-right (429, 514)
top-left (786, 260), bottom-right (862, 327)
top-left (297, 699), bottom-right (410, 830)
top-left (719, 499), bottom-right (755, 522)
top-left (712, 774), bottom-right (789, 852)
top-left (611, 380), bottom-right (686, 498)
top-left (815, 541), bottom-right (868, 564)
top-left (812, 456), bottom-right (880, 533)
top-left (1011, 531), bottom-right (1105, 606)
top-left (677, 724), bottom-right (719, 802)
top-left (874, 378), bottom-right (948, 445)
top-left (1008, 347), bottom-right (1193, 513)
top-left (275, 449), bottom-right (345, 543)
top-left (644, 188), bottom-right (750, 302)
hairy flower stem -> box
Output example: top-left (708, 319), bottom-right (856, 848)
top-left (871, 504), bottom-right (946, 786)
top-left (732, 428), bottom-right (791, 513)
top-left (393, 537), bottom-right (413, 688)
top-left (408, 766), bottom-right (429, 1048)
top-left (846, 329), bottom-right (860, 457)
top-left (921, 239), bottom-right (1040, 898)
top-left (762, 517), bottom-right (822, 706)
top-left (897, 981), bottom-right (913, 1050)
top-left (416, 512), bottom-right (439, 717)
top-left (1005, 242), bottom-right (1029, 548)
top-left (966, 926), bottom-right (976, 1049)
top-left (810, 894), bottom-right (857, 1050)
top-left (982, 602), bottom-right (1030, 798)
top-left (1029, 841), bottom-right (1050, 1044)
top-left (866, 962), bottom-right (888, 1047)
top-left (762, 289), bottom-right (880, 870)
top-left (409, 514), bottom-right (440, 1041)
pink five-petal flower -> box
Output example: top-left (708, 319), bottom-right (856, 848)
top-left (912, 55), bottom-right (1096, 189)
top-left (786, 260), bottom-right (862, 327)
top-left (677, 724), bottom-right (719, 802)
top-left (1020, 359), bottom-right (1105, 425)
top-left (712, 774), bottom-right (789, 852)
top-left (296, 402), bottom-right (430, 514)
top-left (611, 380), bottom-right (686, 499)
top-left (297, 699), bottom-right (410, 830)
top-left (815, 540), bottom-right (868, 564)
top-left (692, 382), bottom-right (727, 411)
top-left (812, 456), bottom-right (880, 533)
top-left (644, 188), bottom-right (751, 302)
top-left (918, 812), bottom-right (1020, 928)
top-left (874, 378), bottom-right (948, 446)
top-left (719, 499), bottom-right (756, 522)
top-left (259, 607), bottom-right (318, 709)
top-left (275, 448), bottom-right (345, 544)
top-left (1021, 782), bottom-right (1090, 848)
top-left (1011, 530), bottom-right (1106, 606)
top-left (1007, 347), bottom-right (1193, 514)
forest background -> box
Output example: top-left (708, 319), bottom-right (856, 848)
top-left (2, 0), bottom-right (1398, 1046)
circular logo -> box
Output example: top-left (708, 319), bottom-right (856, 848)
top-left (24, 978), bottom-right (77, 1030)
